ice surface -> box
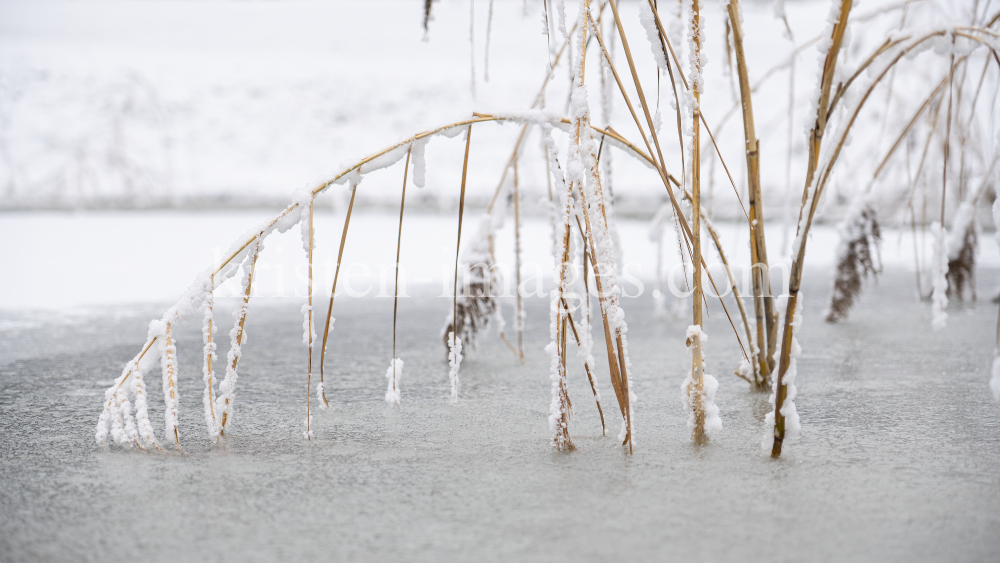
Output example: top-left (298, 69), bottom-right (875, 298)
top-left (2, 268), bottom-right (999, 561)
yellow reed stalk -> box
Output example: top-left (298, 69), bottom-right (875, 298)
top-left (689, 0), bottom-right (708, 445)
top-left (728, 0), bottom-right (776, 385)
top-left (772, 0), bottom-right (855, 457)
top-left (393, 147), bottom-right (411, 371)
top-left (318, 183), bottom-right (357, 407)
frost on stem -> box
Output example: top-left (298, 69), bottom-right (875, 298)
top-left (447, 331), bottom-right (462, 404)
top-left (638, 0), bottom-right (668, 72)
top-left (216, 238), bottom-right (260, 434)
top-left (681, 325), bottom-right (721, 442)
top-left (156, 320), bottom-right (180, 449)
top-left (384, 358), bottom-right (404, 406)
top-left (826, 202), bottom-right (882, 322)
top-left (764, 294), bottom-right (803, 452)
top-left (202, 290), bottom-right (219, 439)
top-left (930, 222), bottom-right (949, 330)
top-left (301, 304), bottom-right (316, 346)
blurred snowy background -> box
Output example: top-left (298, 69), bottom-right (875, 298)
top-left (2, 0), bottom-right (993, 216)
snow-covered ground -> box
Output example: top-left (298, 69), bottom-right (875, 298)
top-left (3, 209), bottom-right (998, 309)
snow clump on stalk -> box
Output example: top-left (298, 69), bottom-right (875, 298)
top-left (384, 359), bottom-right (404, 406)
top-left (680, 325), bottom-right (721, 440)
top-left (763, 294), bottom-right (803, 451)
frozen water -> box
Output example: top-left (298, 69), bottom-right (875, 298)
top-left (1, 267), bottom-right (999, 561)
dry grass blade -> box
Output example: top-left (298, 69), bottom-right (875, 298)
top-left (318, 183), bottom-right (358, 407)
top-left (393, 148), bottom-right (411, 365)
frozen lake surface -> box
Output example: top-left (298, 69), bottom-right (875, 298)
top-left (1, 270), bottom-right (999, 562)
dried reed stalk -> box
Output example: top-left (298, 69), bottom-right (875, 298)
top-left (393, 148), bottom-right (412, 371)
top-left (318, 182), bottom-right (357, 408)
top-left (688, 0), bottom-right (708, 445)
top-left (728, 0), bottom-right (777, 384)
top-left (772, 0), bottom-right (854, 458)
top-left (594, 6), bottom-right (746, 351)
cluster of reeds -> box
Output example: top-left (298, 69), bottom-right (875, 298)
top-left (96, 0), bottom-right (1000, 457)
